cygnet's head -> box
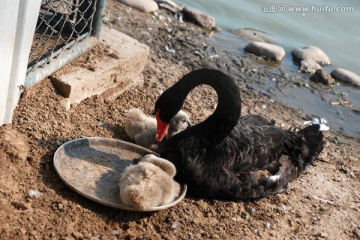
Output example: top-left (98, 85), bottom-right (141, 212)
top-left (167, 110), bottom-right (192, 138)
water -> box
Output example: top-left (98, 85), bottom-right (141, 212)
top-left (177, 0), bottom-right (360, 138)
top-left (177, 0), bottom-right (360, 75)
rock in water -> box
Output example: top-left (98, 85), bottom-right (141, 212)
top-left (244, 41), bottom-right (285, 61)
top-left (119, 0), bottom-right (159, 13)
top-left (310, 69), bottom-right (335, 86)
top-left (182, 6), bottom-right (216, 30)
top-left (300, 59), bottom-right (321, 73)
top-left (231, 28), bottom-right (276, 44)
top-left (331, 68), bottom-right (360, 87)
top-left (292, 46), bottom-right (330, 65)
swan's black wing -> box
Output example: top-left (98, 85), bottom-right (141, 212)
top-left (240, 114), bottom-right (275, 126)
top-left (160, 121), bottom-right (323, 200)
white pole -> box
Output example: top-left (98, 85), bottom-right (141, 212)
top-left (0, 0), bottom-right (41, 125)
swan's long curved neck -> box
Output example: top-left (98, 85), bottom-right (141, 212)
top-left (175, 69), bottom-right (242, 143)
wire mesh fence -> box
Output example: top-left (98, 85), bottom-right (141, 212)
top-left (27, 0), bottom-right (98, 73)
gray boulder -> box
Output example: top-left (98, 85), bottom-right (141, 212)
top-left (310, 69), bottom-right (335, 86)
top-left (182, 6), bottom-right (216, 30)
top-left (292, 46), bottom-right (330, 65)
top-left (119, 0), bottom-right (159, 13)
top-left (245, 41), bottom-right (285, 61)
top-left (300, 59), bottom-right (321, 73)
top-left (331, 68), bottom-right (360, 87)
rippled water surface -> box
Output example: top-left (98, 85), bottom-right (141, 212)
top-left (177, 0), bottom-right (360, 137)
top-left (177, 0), bottom-right (360, 74)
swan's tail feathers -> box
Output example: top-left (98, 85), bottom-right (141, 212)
top-left (247, 124), bottom-right (324, 199)
top-left (283, 124), bottom-right (324, 175)
top-left (297, 124), bottom-right (324, 170)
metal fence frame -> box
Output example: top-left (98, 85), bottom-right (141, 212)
top-left (25, 0), bottom-right (105, 88)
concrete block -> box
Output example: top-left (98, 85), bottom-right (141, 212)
top-left (52, 27), bottom-right (149, 103)
top-left (100, 74), bottom-right (144, 101)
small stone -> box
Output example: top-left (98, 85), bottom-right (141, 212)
top-left (182, 6), bottom-right (216, 30)
top-left (112, 17), bottom-right (122, 26)
top-left (316, 232), bottom-right (328, 238)
top-left (59, 98), bottom-right (71, 111)
top-left (27, 190), bottom-right (43, 199)
top-left (11, 200), bottom-right (28, 210)
top-left (310, 69), bottom-right (335, 86)
top-left (292, 46), bottom-right (330, 65)
top-left (72, 231), bottom-right (84, 239)
top-left (165, 45), bottom-right (176, 54)
top-left (300, 59), bottom-right (321, 73)
top-left (171, 221), bottom-right (180, 229)
top-left (331, 68), bottom-right (360, 87)
top-left (240, 211), bottom-right (250, 220)
top-left (212, 233), bottom-right (220, 239)
top-left (244, 41), bottom-right (285, 61)
top-left (264, 222), bottom-right (271, 229)
top-left (278, 203), bottom-right (287, 211)
top-left (119, 0), bottom-right (158, 13)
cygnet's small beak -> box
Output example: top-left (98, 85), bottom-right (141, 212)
top-left (132, 158), bottom-right (141, 164)
top-left (187, 121), bottom-right (193, 128)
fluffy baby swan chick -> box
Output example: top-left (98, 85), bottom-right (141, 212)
top-left (124, 108), bottom-right (157, 141)
top-left (125, 108), bottom-right (191, 150)
top-left (119, 154), bottom-right (180, 210)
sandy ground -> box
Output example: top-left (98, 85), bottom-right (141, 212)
top-left (0, 1), bottom-right (359, 239)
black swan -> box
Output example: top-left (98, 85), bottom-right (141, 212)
top-left (154, 68), bottom-right (324, 200)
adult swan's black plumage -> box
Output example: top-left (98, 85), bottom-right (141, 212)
top-left (155, 69), bottom-right (324, 200)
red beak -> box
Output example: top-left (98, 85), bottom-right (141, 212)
top-left (155, 111), bottom-right (169, 142)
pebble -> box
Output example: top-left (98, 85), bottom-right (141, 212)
top-left (119, 0), bottom-right (158, 13)
top-left (315, 232), bottom-right (328, 238)
top-left (300, 59), bottom-right (321, 73)
top-left (182, 6), bottom-right (216, 30)
top-left (331, 68), bottom-right (360, 87)
top-left (112, 17), bottom-right (122, 26)
top-left (72, 231), bottom-right (84, 239)
top-left (264, 222), bottom-right (271, 229)
top-left (245, 41), bottom-right (285, 61)
top-left (27, 190), bottom-right (43, 199)
top-left (240, 211), bottom-right (250, 220)
top-left (165, 45), bottom-right (176, 53)
top-left (171, 221), bottom-right (180, 229)
top-left (11, 200), bottom-right (28, 210)
top-left (310, 69), bottom-right (335, 86)
top-left (278, 203), bottom-right (287, 211)
top-left (59, 98), bottom-right (71, 111)
top-left (231, 28), bottom-right (276, 44)
top-left (58, 203), bottom-right (64, 210)
top-left (292, 46), bottom-right (330, 65)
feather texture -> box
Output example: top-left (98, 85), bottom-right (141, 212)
top-left (155, 69), bottom-right (324, 200)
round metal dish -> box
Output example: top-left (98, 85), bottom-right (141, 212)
top-left (53, 137), bottom-right (187, 211)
